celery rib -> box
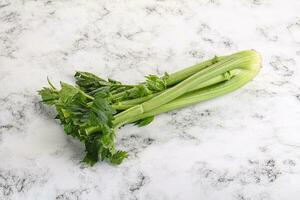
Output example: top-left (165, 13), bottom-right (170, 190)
top-left (113, 50), bottom-right (261, 127)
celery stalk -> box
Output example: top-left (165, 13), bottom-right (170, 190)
top-left (112, 69), bottom-right (240, 110)
top-left (113, 50), bottom-right (261, 127)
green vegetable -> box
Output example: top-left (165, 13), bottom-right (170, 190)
top-left (39, 50), bottom-right (261, 165)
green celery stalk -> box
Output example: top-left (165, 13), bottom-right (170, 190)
top-left (122, 68), bottom-right (260, 125)
top-left (113, 50), bottom-right (261, 127)
top-left (166, 56), bottom-right (225, 86)
top-left (165, 50), bottom-right (253, 86)
top-left (112, 69), bottom-right (240, 110)
top-left (111, 54), bottom-right (224, 100)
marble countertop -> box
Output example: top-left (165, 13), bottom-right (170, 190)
top-left (1, 0), bottom-right (300, 199)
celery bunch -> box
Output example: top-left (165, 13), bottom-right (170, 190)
top-left (39, 50), bottom-right (261, 165)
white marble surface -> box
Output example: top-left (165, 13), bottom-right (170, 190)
top-left (1, 0), bottom-right (300, 199)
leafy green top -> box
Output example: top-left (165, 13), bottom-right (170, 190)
top-left (38, 82), bottom-right (127, 165)
top-left (74, 71), bottom-right (169, 102)
top-left (38, 72), bottom-right (169, 165)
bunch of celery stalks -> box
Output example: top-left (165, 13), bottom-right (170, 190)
top-left (39, 50), bottom-right (261, 165)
